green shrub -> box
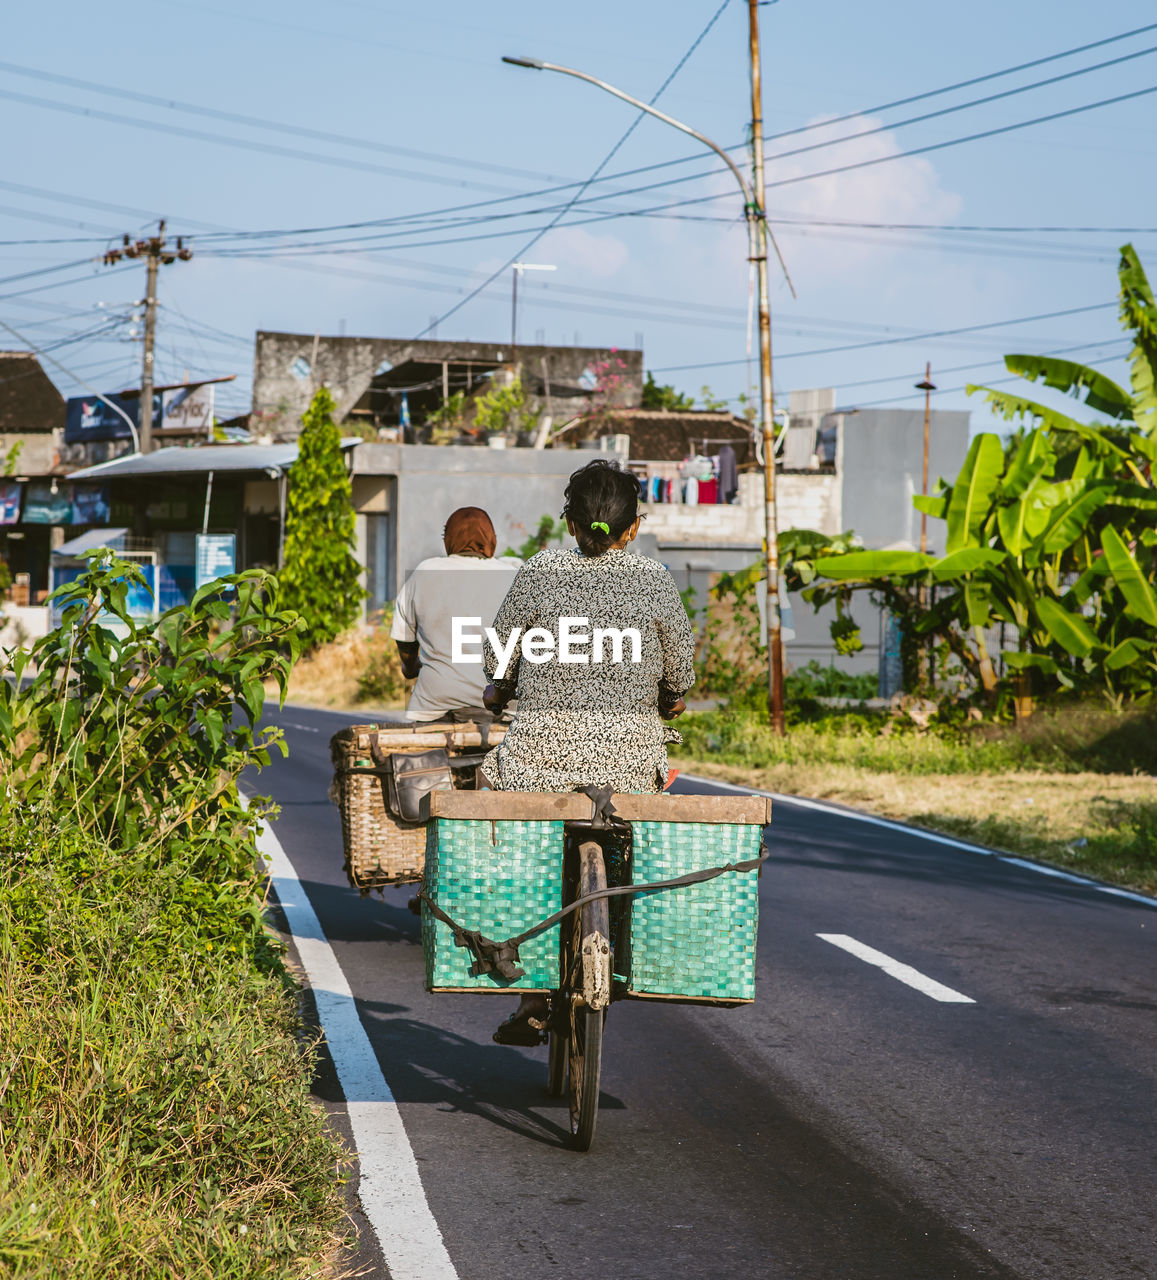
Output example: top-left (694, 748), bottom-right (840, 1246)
top-left (357, 606), bottom-right (408, 704)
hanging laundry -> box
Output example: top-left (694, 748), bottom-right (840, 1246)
top-left (717, 444), bottom-right (738, 504)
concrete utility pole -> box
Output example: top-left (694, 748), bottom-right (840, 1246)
top-left (103, 221), bottom-right (192, 452)
top-left (503, 27), bottom-right (794, 731)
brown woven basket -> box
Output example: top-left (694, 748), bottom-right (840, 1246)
top-left (329, 721), bottom-right (507, 894)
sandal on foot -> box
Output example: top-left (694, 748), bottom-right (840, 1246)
top-left (492, 1013), bottom-right (548, 1047)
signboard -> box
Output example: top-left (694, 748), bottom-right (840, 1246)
top-left (161, 384), bottom-right (214, 433)
top-left (65, 393), bottom-right (144, 443)
top-left (0, 481), bottom-right (20, 525)
top-left (22, 481), bottom-right (72, 525)
top-left (195, 533), bottom-right (236, 591)
top-left (70, 483), bottom-right (110, 525)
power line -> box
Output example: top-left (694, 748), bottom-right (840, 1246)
top-left (652, 302), bottom-right (1119, 371)
top-left (410, 0), bottom-right (734, 342)
top-left (762, 41), bottom-right (1157, 168)
top-left (0, 60), bottom-right (572, 186)
top-left (763, 19), bottom-right (1157, 143)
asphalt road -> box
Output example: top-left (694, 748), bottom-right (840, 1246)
top-left (250, 703), bottom-right (1157, 1280)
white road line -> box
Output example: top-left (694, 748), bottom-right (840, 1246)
top-left (256, 818), bottom-right (460, 1280)
top-left (818, 934), bottom-right (976, 1003)
top-left (679, 773), bottom-right (1157, 911)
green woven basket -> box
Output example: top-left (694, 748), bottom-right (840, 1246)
top-left (422, 818), bottom-right (564, 992)
top-left (623, 821), bottom-right (762, 1003)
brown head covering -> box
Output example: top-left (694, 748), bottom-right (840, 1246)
top-left (443, 507), bottom-right (497, 558)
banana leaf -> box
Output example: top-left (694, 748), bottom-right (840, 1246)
top-left (1003, 354), bottom-right (1132, 420)
top-left (1000, 428), bottom-right (1055, 498)
top-left (1033, 596), bottom-right (1100, 657)
top-left (1035, 484), bottom-right (1113, 555)
top-left (1104, 636), bottom-right (1154, 671)
top-left (1101, 524), bottom-right (1157, 626)
top-left (811, 550), bottom-right (935, 581)
top-left (946, 433), bottom-right (1004, 553)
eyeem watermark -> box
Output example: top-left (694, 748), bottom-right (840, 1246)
top-left (452, 616), bottom-right (642, 679)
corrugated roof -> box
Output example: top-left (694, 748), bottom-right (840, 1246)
top-left (66, 440), bottom-right (358, 481)
top-left (53, 527), bottom-right (131, 557)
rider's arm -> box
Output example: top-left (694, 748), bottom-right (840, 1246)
top-left (395, 641), bottom-right (421, 680)
top-left (655, 571), bottom-right (696, 718)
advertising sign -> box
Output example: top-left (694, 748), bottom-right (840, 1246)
top-left (0, 481), bottom-right (20, 525)
top-left (161, 384), bottom-right (214, 433)
top-left (64, 393), bottom-right (141, 443)
top-left (22, 481), bottom-right (72, 525)
top-left (195, 533), bottom-right (236, 591)
top-left (70, 483), bottom-right (110, 525)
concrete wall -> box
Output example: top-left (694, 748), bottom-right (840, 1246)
top-left (639, 471), bottom-right (840, 545)
top-left (351, 443), bottom-right (629, 582)
top-left (253, 333), bottom-right (643, 439)
top-left (841, 408), bottom-right (971, 551)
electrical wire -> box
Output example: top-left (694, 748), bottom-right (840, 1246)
top-left (411, 0), bottom-right (735, 341)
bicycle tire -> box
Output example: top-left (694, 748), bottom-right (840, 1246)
top-left (568, 840), bottom-right (609, 1151)
top-left (547, 1027), bottom-right (567, 1097)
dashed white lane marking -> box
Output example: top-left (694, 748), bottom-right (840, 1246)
top-left (679, 774), bottom-right (1157, 911)
top-left (817, 934), bottom-right (976, 1003)
top-left (256, 817), bottom-right (460, 1280)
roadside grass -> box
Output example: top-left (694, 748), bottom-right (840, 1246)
top-left (269, 619), bottom-right (408, 714)
top-left (674, 700), bottom-right (1156, 897)
top-left (0, 816), bottom-right (350, 1279)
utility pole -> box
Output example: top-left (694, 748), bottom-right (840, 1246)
top-left (747, 0), bottom-right (785, 734)
top-left (103, 221), bottom-right (192, 453)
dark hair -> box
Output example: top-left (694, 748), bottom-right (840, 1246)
top-left (562, 458), bottom-right (640, 556)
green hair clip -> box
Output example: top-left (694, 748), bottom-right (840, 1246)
top-left (590, 521), bottom-right (611, 535)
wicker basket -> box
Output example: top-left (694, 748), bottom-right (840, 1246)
top-left (329, 721), bottom-right (506, 894)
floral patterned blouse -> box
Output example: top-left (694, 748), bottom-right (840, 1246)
top-left (482, 547), bottom-right (696, 793)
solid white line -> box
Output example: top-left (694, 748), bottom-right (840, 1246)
top-left (255, 819), bottom-right (460, 1280)
top-left (679, 773), bottom-right (1157, 910)
top-left (817, 934), bottom-right (976, 1003)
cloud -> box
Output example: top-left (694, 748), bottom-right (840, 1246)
top-left (533, 225), bottom-right (629, 278)
top-left (762, 114), bottom-right (963, 287)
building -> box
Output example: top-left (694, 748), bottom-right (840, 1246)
top-left (250, 332), bottom-right (643, 440)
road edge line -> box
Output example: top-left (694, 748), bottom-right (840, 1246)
top-left (253, 810), bottom-right (460, 1280)
top-left (678, 773), bottom-right (1157, 910)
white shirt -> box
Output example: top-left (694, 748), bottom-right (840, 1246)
top-left (390, 553), bottom-right (521, 721)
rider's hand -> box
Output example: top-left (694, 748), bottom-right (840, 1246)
top-left (658, 690), bottom-right (686, 720)
top-left (483, 683), bottom-right (510, 714)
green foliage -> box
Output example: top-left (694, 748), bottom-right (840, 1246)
top-left (698, 385), bottom-right (729, 412)
top-left (473, 375), bottom-right (536, 439)
top-left (0, 559), bottom-right (346, 1275)
top-left (791, 245), bottom-right (1157, 705)
top-left (2, 440), bottom-right (22, 477)
top-left (425, 390), bottom-right (468, 444)
top-left (0, 815), bottom-right (347, 1278)
top-left (278, 387), bottom-right (363, 649)
top-left (641, 372), bottom-right (694, 411)
top-left (0, 554), bottom-right (302, 891)
top-left (502, 514), bottom-right (566, 560)
top-left (786, 660), bottom-right (877, 701)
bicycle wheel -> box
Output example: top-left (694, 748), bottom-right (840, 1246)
top-left (567, 840), bottom-right (610, 1151)
top-left (547, 1025), bottom-right (567, 1097)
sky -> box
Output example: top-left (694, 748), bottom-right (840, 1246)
top-left (3, 0), bottom-right (1156, 432)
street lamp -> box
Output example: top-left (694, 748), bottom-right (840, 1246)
top-left (504, 16), bottom-right (792, 731)
top-left (511, 262), bottom-right (556, 354)
top-left (914, 363), bottom-right (937, 555)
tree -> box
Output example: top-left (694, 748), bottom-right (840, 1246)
top-left (789, 245), bottom-right (1157, 711)
top-left (641, 372), bottom-right (695, 411)
top-left (278, 388), bottom-right (363, 648)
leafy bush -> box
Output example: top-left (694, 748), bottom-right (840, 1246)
top-left (786, 660), bottom-right (877, 702)
top-left (0, 558), bottom-right (348, 1275)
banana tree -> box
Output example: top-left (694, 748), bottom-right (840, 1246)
top-left (791, 244), bottom-right (1157, 708)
